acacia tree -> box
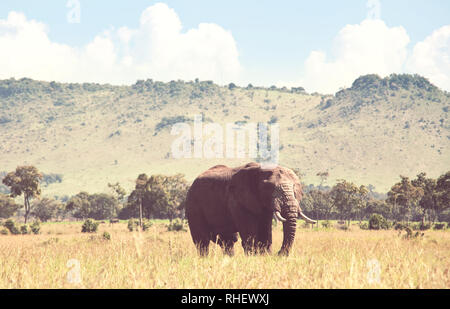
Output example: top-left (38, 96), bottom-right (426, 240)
top-left (124, 174), bottom-right (189, 222)
top-left (412, 172), bottom-right (438, 222)
top-left (65, 192), bottom-right (91, 219)
top-left (435, 171), bottom-right (450, 221)
top-left (135, 174), bottom-right (148, 227)
top-left (308, 190), bottom-right (334, 220)
top-left (108, 182), bottom-right (127, 203)
top-left (32, 198), bottom-right (63, 222)
top-left (330, 180), bottom-right (368, 226)
top-left (0, 193), bottom-right (20, 219)
top-left (2, 166), bottom-right (43, 223)
top-left (65, 192), bottom-right (118, 220)
top-left (387, 176), bottom-right (424, 222)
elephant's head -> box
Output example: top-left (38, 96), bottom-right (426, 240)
top-left (229, 162), bottom-right (316, 256)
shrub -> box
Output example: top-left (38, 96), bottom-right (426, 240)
top-left (142, 219), bottom-right (153, 231)
top-left (4, 219), bottom-right (20, 235)
top-left (359, 222), bottom-right (369, 230)
top-left (167, 219), bottom-right (186, 232)
top-left (321, 220), bottom-right (331, 228)
top-left (433, 223), bottom-right (447, 230)
top-left (127, 219), bottom-right (140, 232)
top-left (20, 224), bottom-right (30, 235)
top-left (410, 222), bottom-right (431, 231)
top-left (81, 219), bottom-right (99, 233)
top-left (0, 228), bottom-right (8, 235)
top-left (30, 220), bottom-right (41, 235)
top-left (394, 222), bottom-right (409, 230)
top-left (368, 214), bottom-right (389, 230)
top-left (102, 231), bottom-right (111, 241)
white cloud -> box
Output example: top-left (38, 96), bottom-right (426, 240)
top-left (0, 3), bottom-right (241, 85)
top-left (292, 19), bottom-right (410, 94)
top-left (407, 25), bottom-right (450, 92)
top-left (279, 13), bottom-right (450, 94)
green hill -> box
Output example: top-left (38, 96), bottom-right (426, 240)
top-left (0, 74), bottom-right (448, 196)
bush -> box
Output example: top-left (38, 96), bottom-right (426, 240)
top-left (127, 219), bottom-right (140, 232)
top-left (102, 231), bottom-right (111, 241)
top-left (20, 224), bottom-right (30, 235)
top-left (321, 220), bottom-right (331, 228)
top-left (410, 222), bottom-right (431, 231)
top-left (3, 219), bottom-right (20, 235)
top-left (142, 219), bottom-right (153, 231)
top-left (433, 223), bottom-right (447, 230)
top-left (167, 219), bottom-right (186, 232)
top-left (368, 214), bottom-right (390, 230)
top-left (30, 220), bottom-right (41, 235)
top-left (0, 228), bottom-right (8, 235)
top-left (81, 219), bottom-right (99, 233)
top-left (394, 222), bottom-right (409, 230)
top-left (359, 222), bottom-right (369, 230)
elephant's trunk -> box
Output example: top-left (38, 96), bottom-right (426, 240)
top-left (273, 183), bottom-right (299, 256)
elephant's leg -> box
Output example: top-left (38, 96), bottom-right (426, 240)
top-left (187, 212), bottom-right (211, 257)
top-left (239, 224), bottom-right (259, 255)
top-left (191, 230), bottom-right (210, 256)
top-left (196, 238), bottom-right (210, 257)
top-left (256, 213), bottom-right (273, 254)
top-left (228, 199), bottom-right (259, 255)
top-left (217, 233), bottom-right (238, 256)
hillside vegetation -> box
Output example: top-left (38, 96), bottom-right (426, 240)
top-left (0, 74), bottom-right (448, 196)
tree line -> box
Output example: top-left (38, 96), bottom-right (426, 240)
top-left (300, 171), bottom-right (450, 225)
top-left (1, 166), bottom-right (449, 225)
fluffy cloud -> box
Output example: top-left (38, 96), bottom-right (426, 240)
top-left (281, 17), bottom-right (450, 94)
top-left (297, 19), bottom-right (410, 94)
top-left (407, 25), bottom-right (450, 92)
top-left (0, 3), bottom-right (241, 85)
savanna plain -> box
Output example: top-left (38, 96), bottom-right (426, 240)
top-left (1, 220), bottom-right (448, 289)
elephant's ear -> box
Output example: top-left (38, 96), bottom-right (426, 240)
top-left (228, 165), bottom-right (265, 215)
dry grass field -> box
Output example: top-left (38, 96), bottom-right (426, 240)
top-left (0, 221), bottom-right (448, 289)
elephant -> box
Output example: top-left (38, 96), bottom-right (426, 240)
top-left (185, 162), bottom-right (316, 257)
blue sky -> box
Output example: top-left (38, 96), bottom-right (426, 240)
top-left (0, 0), bottom-right (449, 93)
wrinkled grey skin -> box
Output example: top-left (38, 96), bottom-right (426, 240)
top-left (185, 162), bottom-right (316, 256)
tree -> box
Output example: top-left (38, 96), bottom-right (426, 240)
top-left (330, 180), bottom-right (369, 226)
top-left (123, 174), bottom-right (189, 222)
top-left (387, 176), bottom-right (424, 222)
top-left (65, 192), bottom-right (118, 220)
top-left (365, 199), bottom-right (391, 219)
top-left (435, 171), bottom-right (450, 221)
top-left (316, 171), bottom-right (329, 189)
top-left (89, 193), bottom-right (119, 220)
top-left (308, 190), bottom-right (334, 220)
top-left (0, 193), bottom-right (20, 219)
top-left (411, 173), bottom-right (438, 222)
top-left (66, 192), bottom-right (91, 219)
top-left (2, 166), bottom-right (43, 223)
top-left (147, 174), bottom-right (189, 222)
top-left (31, 198), bottom-right (63, 222)
top-left (135, 174), bottom-right (148, 227)
top-left (107, 182), bottom-right (126, 203)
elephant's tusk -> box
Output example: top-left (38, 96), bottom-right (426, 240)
top-left (298, 211), bottom-right (317, 224)
top-left (274, 211), bottom-right (287, 222)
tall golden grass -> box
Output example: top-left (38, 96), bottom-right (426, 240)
top-left (0, 221), bottom-right (448, 289)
